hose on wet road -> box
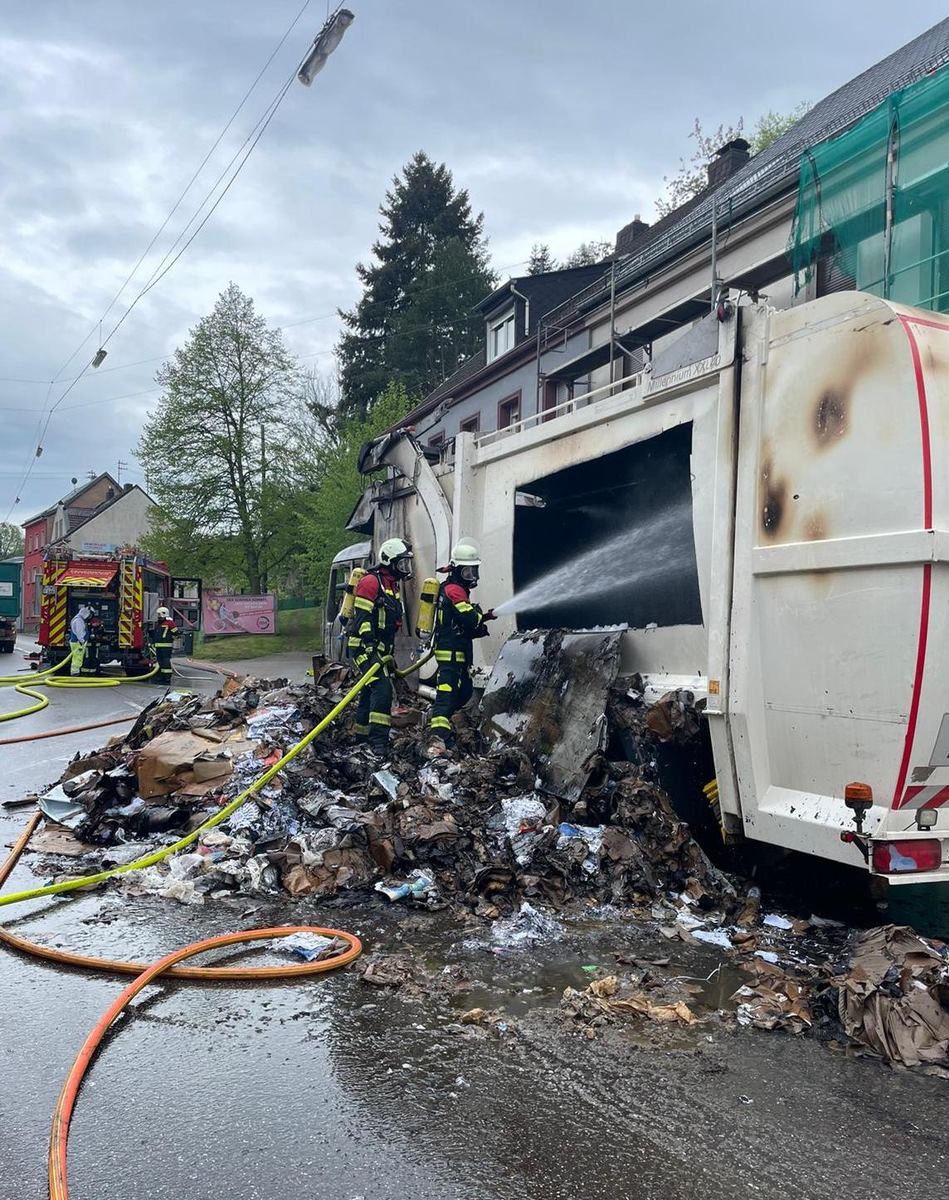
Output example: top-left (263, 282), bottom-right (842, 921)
top-left (1, 650), bottom-right (433, 1198)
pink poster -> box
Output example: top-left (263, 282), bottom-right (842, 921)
top-left (201, 594), bottom-right (276, 635)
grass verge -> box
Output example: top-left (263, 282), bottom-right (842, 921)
top-left (194, 606), bottom-right (324, 662)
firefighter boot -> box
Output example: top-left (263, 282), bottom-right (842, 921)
top-left (368, 727), bottom-right (390, 758)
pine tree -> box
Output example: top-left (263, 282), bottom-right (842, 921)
top-left (528, 243), bottom-right (557, 274)
top-left (563, 239), bottom-right (613, 267)
top-left (336, 151), bottom-right (494, 421)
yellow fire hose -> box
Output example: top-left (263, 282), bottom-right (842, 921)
top-left (0, 650), bottom-right (432, 1199)
top-left (0, 660), bottom-right (161, 723)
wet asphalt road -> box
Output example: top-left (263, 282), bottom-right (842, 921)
top-left (2, 640), bottom-right (949, 1200)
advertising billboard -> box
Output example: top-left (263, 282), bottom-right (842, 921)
top-left (201, 594), bottom-right (276, 636)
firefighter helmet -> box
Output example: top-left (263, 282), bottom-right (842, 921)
top-left (450, 540), bottom-right (481, 567)
top-left (156, 606), bottom-right (170, 619)
top-left (379, 537), bottom-right (414, 578)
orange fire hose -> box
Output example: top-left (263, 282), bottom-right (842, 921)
top-left (1, 817), bottom-right (362, 1199)
top-left (46, 927), bottom-right (361, 1200)
top-left (0, 712), bottom-right (137, 747)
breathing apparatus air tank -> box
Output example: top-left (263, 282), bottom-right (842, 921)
top-left (338, 567), bottom-right (366, 624)
top-left (415, 577), bottom-right (441, 642)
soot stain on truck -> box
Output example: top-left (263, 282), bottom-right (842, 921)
top-left (813, 387), bottom-right (848, 447)
top-left (759, 456), bottom-right (787, 539)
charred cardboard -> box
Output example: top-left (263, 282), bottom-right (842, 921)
top-left (480, 628), bottom-right (624, 802)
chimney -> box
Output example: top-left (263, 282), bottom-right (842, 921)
top-left (707, 138), bottom-right (750, 189)
top-left (614, 213), bottom-right (651, 257)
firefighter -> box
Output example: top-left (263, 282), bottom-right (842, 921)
top-left (348, 538), bottom-right (414, 756)
top-left (428, 539), bottom-right (496, 753)
top-left (150, 605), bottom-right (178, 685)
top-left (68, 605), bottom-right (91, 676)
top-left (83, 607), bottom-right (104, 676)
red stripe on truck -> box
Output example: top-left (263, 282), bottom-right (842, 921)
top-left (892, 316), bottom-right (935, 809)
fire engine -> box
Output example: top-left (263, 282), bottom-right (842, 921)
top-left (38, 545), bottom-right (200, 673)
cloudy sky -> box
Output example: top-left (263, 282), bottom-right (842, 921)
top-left (1, 0), bottom-right (946, 525)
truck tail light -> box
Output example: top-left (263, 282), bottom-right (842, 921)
top-left (871, 839), bottom-right (942, 874)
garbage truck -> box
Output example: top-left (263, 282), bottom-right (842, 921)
top-left (38, 547), bottom-right (200, 673)
top-left (337, 290), bottom-right (949, 886)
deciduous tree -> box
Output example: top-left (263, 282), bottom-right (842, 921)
top-left (137, 283), bottom-right (300, 594)
top-left (298, 381), bottom-right (413, 605)
top-left (0, 522), bottom-right (24, 559)
top-left (655, 104), bottom-right (811, 218)
top-left (562, 239), bottom-right (613, 267)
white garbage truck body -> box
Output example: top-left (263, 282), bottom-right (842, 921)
top-left (349, 291), bottom-right (949, 885)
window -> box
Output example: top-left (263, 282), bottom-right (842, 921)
top-left (459, 414), bottom-right (480, 434)
top-left (497, 392), bottom-right (521, 429)
top-left (428, 432), bottom-right (445, 449)
top-left (488, 308), bottom-right (515, 361)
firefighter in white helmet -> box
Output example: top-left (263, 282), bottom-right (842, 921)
top-left (428, 539), bottom-right (496, 753)
top-left (348, 537), bottom-right (414, 755)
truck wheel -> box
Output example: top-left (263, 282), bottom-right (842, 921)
top-left (0, 642), bottom-right (13, 654)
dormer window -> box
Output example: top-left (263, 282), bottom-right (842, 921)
top-left (488, 307), bottom-right (515, 361)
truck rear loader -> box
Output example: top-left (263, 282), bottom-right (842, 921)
top-left (343, 291), bottom-right (949, 887)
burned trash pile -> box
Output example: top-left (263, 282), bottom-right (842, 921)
top-left (27, 664), bottom-right (733, 915)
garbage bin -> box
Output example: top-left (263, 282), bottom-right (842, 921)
top-left (179, 631), bottom-right (194, 655)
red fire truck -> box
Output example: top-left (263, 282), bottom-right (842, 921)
top-left (38, 546), bottom-right (201, 673)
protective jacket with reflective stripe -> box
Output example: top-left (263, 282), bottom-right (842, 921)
top-left (433, 580), bottom-right (488, 666)
top-left (347, 568), bottom-right (403, 662)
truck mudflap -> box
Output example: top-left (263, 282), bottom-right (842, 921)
top-left (480, 628), bottom-right (624, 803)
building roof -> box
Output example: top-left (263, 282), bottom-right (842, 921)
top-left (543, 17), bottom-right (949, 329)
top-left (476, 264), bottom-right (608, 329)
top-left (66, 484), bottom-right (156, 539)
top-left (401, 265), bottom-right (607, 427)
top-left (21, 472), bottom-right (121, 526)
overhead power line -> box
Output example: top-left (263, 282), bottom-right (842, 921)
top-left (3, 0), bottom-right (321, 522)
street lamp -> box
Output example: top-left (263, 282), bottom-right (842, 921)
top-left (297, 7), bottom-right (355, 86)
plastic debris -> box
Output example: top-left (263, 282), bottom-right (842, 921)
top-left (375, 868), bottom-right (436, 903)
top-left (269, 932), bottom-right (343, 962)
top-left (763, 914), bottom-right (794, 930)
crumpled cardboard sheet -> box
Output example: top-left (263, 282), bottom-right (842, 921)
top-left (480, 628), bottom-right (623, 802)
top-left (733, 965), bottom-right (812, 1034)
top-left (562, 974), bottom-right (697, 1027)
top-left (836, 924), bottom-right (949, 1072)
top-left (132, 730), bottom-right (253, 798)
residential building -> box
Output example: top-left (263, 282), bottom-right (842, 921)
top-left (20, 475), bottom-right (156, 631)
top-left (397, 265), bottom-right (607, 446)
top-left (397, 17), bottom-right (949, 448)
